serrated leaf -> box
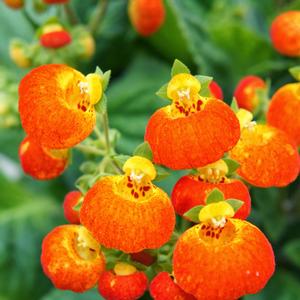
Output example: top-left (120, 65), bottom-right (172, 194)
top-left (133, 141), bottom-right (153, 160)
top-left (102, 70), bottom-right (111, 91)
top-left (95, 93), bottom-right (107, 114)
top-left (183, 205), bottom-right (204, 223)
top-left (112, 154), bottom-right (131, 170)
top-left (154, 165), bottom-right (170, 182)
top-left (206, 188), bottom-right (225, 204)
top-left (171, 59), bottom-right (190, 77)
top-left (156, 83), bottom-right (169, 100)
top-left (226, 199), bottom-right (244, 213)
top-left (230, 97), bottom-right (239, 113)
top-left (289, 66), bottom-right (300, 81)
top-left (223, 158), bottom-right (240, 175)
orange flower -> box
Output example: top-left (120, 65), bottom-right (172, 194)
top-left (172, 174), bottom-right (251, 220)
top-left (270, 11), bottom-right (300, 57)
top-left (19, 136), bottom-right (69, 180)
top-left (19, 64), bottom-right (102, 149)
top-left (3, 0), bottom-right (24, 9)
top-left (40, 24), bottom-right (72, 48)
top-left (80, 156), bottom-right (175, 253)
top-left (234, 75), bottom-right (266, 112)
top-left (150, 272), bottom-right (196, 300)
top-left (98, 262), bottom-right (148, 300)
top-left (173, 219), bottom-right (275, 300)
top-left (41, 225), bottom-right (105, 292)
top-left (63, 191), bottom-right (82, 224)
top-left (267, 83), bottom-right (300, 145)
top-left (230, 124), bottom-right (299, 187)
top-left (128, 0), bottom-right (165, 36)
top-left (145, 74), bottom-right (240, 170)
top-left (209, 80), bottom-right (223, 100)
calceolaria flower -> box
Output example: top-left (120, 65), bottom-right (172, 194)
top-left (80, 156), bottom-right (175, 253)
top-left (173, 201), bottom-right (275, 300)
top-left (41, 225), bottom-right (105, 292)
top-left (145, 72), bottom-right (240, 170)
top-left (39, 24), bottom-right (72, 49)
top-left (172, 159), bottom-right (251, 220)
top-left (19, 64), bottom-right (103, 149)
top-left (63, 191), bottom-right (83, 224)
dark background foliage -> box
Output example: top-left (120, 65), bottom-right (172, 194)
top-left (0, 0), bottom-right (300, 299)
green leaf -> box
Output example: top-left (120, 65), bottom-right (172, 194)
top-left (155, 83), bottom-right (169, 100)
top-left (171, 59), bottom-right (191, 77)
top-left (283, 239), bottom-right (300, 268)
top-left (102, 70), bottom-right (111, 91)
top-left (230, 97), bottom-right (239, 113)
top-left (223, 158), bottom-right (240, 175)
top-left (112, 154), bottom-right (131, 170)
top-left (183, 205), bottom-right (204, 223)
top-left (195, 75), bottom-right (213, 97)
top-left (225, 199), bottom-right (244, 213)
top-left (289, 66), bottom-right (300, 81)
top-left (95, 93), bottom-right (107, 114)
top-left (133, 141), bottom-right (153, 160)
top-left (205, 188), bottom-right (225, 204)
top-left (154, 165), bottom-right (170, 182)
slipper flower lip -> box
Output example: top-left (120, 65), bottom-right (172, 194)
top-left (145, 73), bottom-right (240, 170)
top-left (230, 123), bottom-right (299, 187)
top-left (173, 218), bottom-right (275, 300)
top-left (80, 156), bottom-right (175, 253)
top-left (19, 64), bottom-right (102, 149)
top-left (63, 191), bottom-right (82, 224)
top-left (267, 82), bottom-right (300, 146)
top-left (98, 262), bottom-right (148, 300)
top-left (41, 225), bottom-right (105, 293)
top-left (19, 136), bottom-right (69, 180)
top-left (270, 11), bottom-right (300, 57)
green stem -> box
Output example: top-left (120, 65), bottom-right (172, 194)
top-left (22, 9), bottom-right (39, 29)
top-left (75, 144), bottom-right (105, 156)
top-left (89, 0), bottom-right (108, 35)
top-left (102, 111), bottom-right (111, 155)
top-left (63, 3), bottom-right (79, 25)
top-left (93, 125), bottom-right (103, 140)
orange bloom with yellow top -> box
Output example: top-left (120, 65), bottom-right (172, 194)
top-left (172, 160), bottom-right (251, 220)
top-left (145, 73), bottom-right (240, 170)
top-left (270, 11), bottom-right (300, 57)
top-left (173, 201), bottom-right (275, 300)
top-left (19, 136), bottom-right (69, 180)
top-left (230, 122), bottom-right (299, 187)
top-left (80, 156), bottom-right (175, 253)
top-left (267, 83), bottom-right (300, 145)
top-left (19, 64), bottom-right (102, 149)
top-left (41, 225), bottom-right (105, 292)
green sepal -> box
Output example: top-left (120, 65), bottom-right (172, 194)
top-left (205, 188), bottom-right (225, 204)
top-left (112, 154), bottom-right (131, 170)
top-left (75, 174), bottom-right (94, 194)
top-left (154, 165), bottom-right (170, 182)
top-left (133, 141), bottom-right (153, 161)
top-left (171, 59), bottom-right (191, 77)
top-left (223, 158), bottom-right (240, 175)
top-left (230, 97), bottom-right (239, 113)
top-left (183, 205), bottom-right (204, 223)
top-left (225, 199), bottom-right (244, 212)
top-left (195, 75), bottom-right (213, 97)
top-left (289, 66), bottom-right (300, 81)
top-left (156, 83), bottom-right (170, 100)
top-left (79, 161), bottom-right (98, 174)
top-left (73, 197), bottom-right (84, 212)
top-left (102, 70), bottom-right (111, 91)
top-left (95, 93), bottom-right (107, 114)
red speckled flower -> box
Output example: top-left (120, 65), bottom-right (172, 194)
top-left (150, 272), bottom-right (196, 300)
top-left (172, 174), bottom-right (251, 220)
top-left (209, 80), bottom-right (223, 100)
top-left (234, 75), bottom-right (266, 112)
top-left (40, 27), bottom-right (72, 48)
top-left (270, 11), bottom-right (300, 57)
top-left (19, 136), bottom-right (69, 180)
top-left (63, 191), bottom-right (82, 224)
top-left (19, 64), bottom-right (102, 149)
top-left (267, 83), bottom-right (300, 145)
top-left (173, 219), bottom-right (275, 300)
top-left (145, 73), bottom-right (240, 170)
top-left (41, 225), bottom-right (105, 292)
top-left (128, 0), bottom-right (165, 36)
top-left (230, 124), bottom-right (299, 187)
top-left (98, 263), bottom-right (148, 300)
top-left (80, 156), bottom-right (175, 253)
